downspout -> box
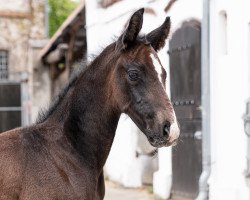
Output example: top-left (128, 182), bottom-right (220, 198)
top-left (196, 0), bottom-right (211, 200)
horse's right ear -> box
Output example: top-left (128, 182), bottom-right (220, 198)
top-left (117, 8), bottom-right (144, 50)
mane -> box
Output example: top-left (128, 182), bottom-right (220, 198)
top-left (36, 59), bottom-right (89, 124)
top-left (35, 39), bottom-right (146, 124)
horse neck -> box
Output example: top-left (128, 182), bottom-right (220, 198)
top-left (48, 46), bottom-right (121, 171)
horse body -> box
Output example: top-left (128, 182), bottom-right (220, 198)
top-left (0, 44), bottom-right (119, 200)
top-left (0, 126), bottom-right (104, 200)
top-left (0, 9), bottom-right (180, 200)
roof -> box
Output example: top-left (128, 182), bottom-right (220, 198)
top-left (40, 1), bottom-right (85, 61)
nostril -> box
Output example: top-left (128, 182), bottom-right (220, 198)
top-left (163, 121), bottom-right (171, 137)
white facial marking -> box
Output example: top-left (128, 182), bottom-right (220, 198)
top-left (150, 53), bottom-right (179, 145)
top-left (169, 112), bottom-right (180, 144)
top-left (150, 53), bottom-right (164, 86)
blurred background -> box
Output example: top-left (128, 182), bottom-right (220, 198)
top-left (0, 0), bottom-right (250, 199)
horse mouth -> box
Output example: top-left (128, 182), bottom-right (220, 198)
top-left (147, 135), bottom-right (178, 148)
top-left (127, 113), bottom-right (179, 148)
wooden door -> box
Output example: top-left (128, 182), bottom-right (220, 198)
top-left (169, 20), bottom-right (202, 199)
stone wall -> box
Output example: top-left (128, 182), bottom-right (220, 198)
top-left (30, 0), bottom-right (46, 39)
top-left (0, 0), bottom-right (46, 78)
top-left (0, 17), bottom-right (30, 78)
top-left (0, 0), bottom-right (30, 13)
top-left (0, 0), bottom-right (49, 123)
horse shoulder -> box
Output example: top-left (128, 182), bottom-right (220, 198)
top-left (0, 128), bottom-right (23, 199)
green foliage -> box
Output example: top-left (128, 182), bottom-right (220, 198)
top-left (48, 0), bottom-right (78, 37)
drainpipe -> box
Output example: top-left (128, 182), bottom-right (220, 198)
top-left (196, 0), bottom-right (211, 200)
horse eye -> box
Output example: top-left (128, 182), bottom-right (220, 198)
top-left (128, 70), bottom-right (139, 81)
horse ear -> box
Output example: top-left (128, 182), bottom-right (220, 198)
top-left (117, 8), bottom-right (144, 50)
top-left (146, 17), bottom-right (171, 52)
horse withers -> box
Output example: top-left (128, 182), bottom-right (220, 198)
top-left (0, 8), bottom-right (179, 200)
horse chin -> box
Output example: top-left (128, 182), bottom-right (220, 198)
top-left (146, 134), bottom-right (178, 148)
top-left (146, 135), bottom-right (167, 148)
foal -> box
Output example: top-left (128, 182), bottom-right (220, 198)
top-left (0, 9), bottom-right (179, 200)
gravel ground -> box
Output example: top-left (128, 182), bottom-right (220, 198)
top-left (104, 181), bottom-right (154, 200)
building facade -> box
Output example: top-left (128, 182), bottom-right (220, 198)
top-left (0, 0), bottom-right (50, 126)
top-left (2, 0), bottom-right (249, 199)
top-left (41, 2), bottom-right (86, 100)
top-left (86, 0), bottom-right (202, 198)
top-left (209, 0), bottom-right (250, 199)
top-left (86, 0), bottom-right (250, 199)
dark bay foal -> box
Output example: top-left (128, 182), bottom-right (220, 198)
top-left (0, 9), bottom-right (179, 200)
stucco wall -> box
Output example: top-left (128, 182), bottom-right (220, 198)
top-left (209, 0), bottom-right (250, 199)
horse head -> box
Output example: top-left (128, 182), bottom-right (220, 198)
top-left (110, 8), bottom-right (180, 147)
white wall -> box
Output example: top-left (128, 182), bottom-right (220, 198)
top-left (209, 0), bottom-right (250, 199)
top-left (86, 0), bottom-right (202, 199)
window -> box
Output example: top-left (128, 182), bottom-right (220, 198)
top-left (0, 50), bottom-right (8, 79)
top-left (218, 11), bottom-right (228, 55)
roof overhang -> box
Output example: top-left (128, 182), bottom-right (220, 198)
top-left (40, 1), bottom-right (85, 64)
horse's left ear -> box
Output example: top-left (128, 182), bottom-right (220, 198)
top-left (146, 17), bottom-right (171, 52)
top-left (117, 8), bottom-right (144, 50)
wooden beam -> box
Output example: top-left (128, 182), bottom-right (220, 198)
top-left (45, 44), bottom-right (68, 64)
top-left (165, 0), bottom-right (178, 13)
top-left (39, 2), bottom-right (85, 59)
top-left (65, 18), bottom-right (82, 75)
top-left (0, 11), bottom-right (31, 19)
